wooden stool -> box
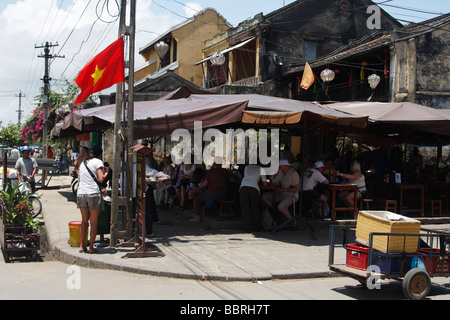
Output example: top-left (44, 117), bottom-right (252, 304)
top-left (358, 198), bottom-right (373, 210)
top-left (385, 200), bottom-right (397, 213)
top-left (217, 199), bottom-right (235, 219)
top-left (431, 200), bottom-right (442, 217)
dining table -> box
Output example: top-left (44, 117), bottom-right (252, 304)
top-left (327, 183), bottom-right (358, 221)
top-left (260, 184), bottom-right (278, 208)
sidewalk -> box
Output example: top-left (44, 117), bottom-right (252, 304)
top-left (38, 174), bottom-right (450, 282)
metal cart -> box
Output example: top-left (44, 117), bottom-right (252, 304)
top-left (329, 225), bottom-right (450, 300)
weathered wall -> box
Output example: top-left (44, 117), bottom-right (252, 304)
top-left (415, 26), bottom-right (450, 108)
top-left (261, 0), bottom-right (401, 82)
top-left (392, 24), bottom-right (450, 108)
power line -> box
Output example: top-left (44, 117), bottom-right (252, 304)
top-left (379, 3), bottom-right (444, 16)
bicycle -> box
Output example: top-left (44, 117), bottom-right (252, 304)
top-left (19, 175), bottom-right (42, 218)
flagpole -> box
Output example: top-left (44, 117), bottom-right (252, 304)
top-left (110, 0), bottom-right (128, 247)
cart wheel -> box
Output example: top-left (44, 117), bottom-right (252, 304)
top-left (402, 268), bottom-right (431, 300)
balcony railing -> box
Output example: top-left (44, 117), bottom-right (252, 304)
top-left (233, 76), bottom-right (258, 87)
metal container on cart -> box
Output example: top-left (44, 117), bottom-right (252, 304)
top-left (356, 211), bottom-right (421, 253)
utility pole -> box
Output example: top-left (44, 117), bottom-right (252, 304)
top-left (16, 90), bottom-right (25, 125)
top-left (36, 42), bottom-right (64, 187)
top-left (110, 0), bottom-right (136, 246)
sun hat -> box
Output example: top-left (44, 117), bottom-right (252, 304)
top-left (314, 161), bottom-right (326, 168)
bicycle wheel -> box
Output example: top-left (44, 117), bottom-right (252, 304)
top-left (31, 197), bottom-right (42, 218)
top-left (72, 180), bottom-right (78, 195)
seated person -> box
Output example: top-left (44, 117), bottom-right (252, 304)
top-left (323, 158), bottom-right (337, 183)
top-left (336, 160), bottom-right (367, 207)
top-left (179, 155), bottom-right (196, 209)
top-left (190, 157), bottom-right (229, 222)
top-left (262, 160), bottom-right (300, 220)
top-left (302, 161), bottom-right (330, 214)
top-left (155, 156), bottom-right (174, 205)
top-left (269, 166), bottom-right (284, 186)
top-left (162, 159), bottom-right (182, 209)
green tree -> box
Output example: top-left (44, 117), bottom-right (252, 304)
top-left (0, 123), bottom-right (24, 147)
top-left (20, 78), bottom-right (97, 144)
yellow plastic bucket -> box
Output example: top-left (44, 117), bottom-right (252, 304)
top-left (69, 221), bottom-right (88, 247)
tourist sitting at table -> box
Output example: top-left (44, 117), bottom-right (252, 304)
top-left (301, 160), bottom-right (330, 216)
top-left (336, 160), bottom-right (367, 207)
top-left (178, 154), bottom-right (196, 210)
top-left (161, 159), bottom-right (182, 210)
top-left (190, 156), bottom-right (229, 222)
top-left (323, 158), bottom-right (337, 183)
top-left (269, 166), bottom-right (284, 187)
top-left (302, 161), bottom-right (329, 201)
top-left (262, 160), bottom-right (300, 221)
top-left (155, 156), bottom-right (174, 206)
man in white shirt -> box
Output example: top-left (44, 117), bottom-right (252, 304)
top-left (302, 160), bottom-right (330, 205)
top-left (262, 160), bottom-right (300, 220)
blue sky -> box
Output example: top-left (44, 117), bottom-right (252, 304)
top-left (0, 0), bottom-right (448, 126)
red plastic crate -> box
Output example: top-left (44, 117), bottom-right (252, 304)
top-left (346, 243), bottom-right (369, 270)
top-left (419, 249), bottom-right (450, 274)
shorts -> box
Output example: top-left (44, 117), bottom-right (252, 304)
top-left (276, 193), bottom-right (298, 211)
top-left (77, 193), bottom-right (102, 211)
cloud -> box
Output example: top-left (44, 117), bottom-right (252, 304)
top-left (184, 2), bottom-right (203, 17)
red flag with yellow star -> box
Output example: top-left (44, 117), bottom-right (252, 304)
top-left (74, 37), bottom-right (124, 105)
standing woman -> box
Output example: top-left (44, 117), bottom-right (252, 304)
top-left (76, 146), bottom-right (109, 254)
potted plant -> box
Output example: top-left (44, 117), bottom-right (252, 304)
top-left (0, 183), bottom-right (40, 261)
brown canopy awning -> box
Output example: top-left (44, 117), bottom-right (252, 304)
top-left (53, 97), bottom-right (248, 139)
top-left (188, 94), bottom-right (368, 130)
top-left (324, 101), bottom-right (450, 146)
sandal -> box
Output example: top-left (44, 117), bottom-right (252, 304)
top-left (88, 248), bottom-right (98, 254)
top-left (79, 247), bottom-right (87, 253)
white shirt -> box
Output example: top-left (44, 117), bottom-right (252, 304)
top-left (240, 165), bottom-right (266, 193)
top-left (302, 168), bottom-right (327, 191)
top-left (77, 158), bottom-right (104, 195)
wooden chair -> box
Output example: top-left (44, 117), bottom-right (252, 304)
top-left (385, 199), bottom-right (397, 213)
top-left (217, 199), bottom-right (235, 219)
top-left (216, 181), bottom-right (238, 219)
top-left (431, 200), bottom-right (442, 217)
top-left (358, 198), bottom-right (373, 210)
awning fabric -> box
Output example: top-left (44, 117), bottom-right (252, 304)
top-left (194, 37), bottom-right (256, 66)
top-left (189, 94), bottom-right (368, 130)
top-left (53, 97), bottom-right (248, 139)
top-left (324, 101), bottom-right (450, 146)
top-left (324, 101), bottom-right (450, 135)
